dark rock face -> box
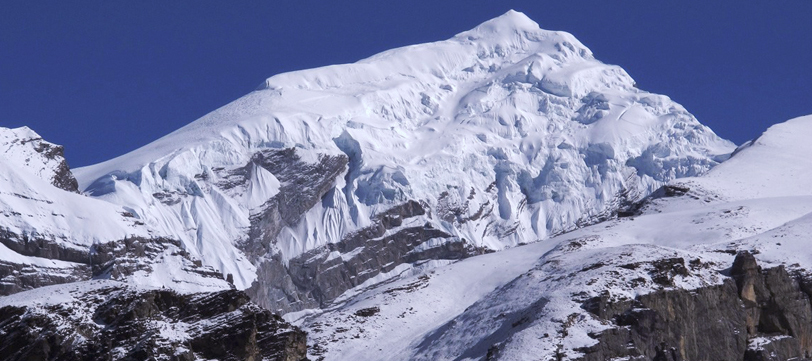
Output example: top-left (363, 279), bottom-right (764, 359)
top-left (0, 228), bottom-right (91, 265)
top-left (579, 252), bottom-right (812, 361)
top-left (0, 228), bottom-right (89, 295)
top-left (33, 141), bottom-right (80, 193)
top-left (579, 280), bottom-right (748, 361)
top-left (435, 187), bottom-right (494, 227)
top-left (249, 200), bottom-right (483, 313)
top-left (731, 252), bottom-right (812, 361)
top-left (0, 285), bottom-right (307, 361)
top-left (355, 306), bottom-right (380, 317)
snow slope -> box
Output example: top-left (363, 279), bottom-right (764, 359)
top-left (686, 114), bottom-right (812, 200)
top-left (297, 115), bottom-right (812, 360)
top-left (73, 10), bottom-right (733, 294)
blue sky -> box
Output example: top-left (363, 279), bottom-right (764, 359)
top-left (2, 1), bottom-right (811, 167)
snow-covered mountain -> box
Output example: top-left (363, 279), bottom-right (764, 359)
top-left (66, 10), bottom-right (731, 313)
top-left (296, 115), bottom-right (812, 361)
top-left (12, 9), bottom-right (812, 361)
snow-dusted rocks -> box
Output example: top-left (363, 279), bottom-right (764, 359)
top-left (70, 10), bottom-right (732, 312)
top-left (0, 126), bottom-right (78, 193)
top-left (0, 281), bottom-right (307, 361)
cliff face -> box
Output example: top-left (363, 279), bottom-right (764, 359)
top-left (578, 252), bottom-right (812, 361)
top-left (0, 282), bottom-right (307, 361)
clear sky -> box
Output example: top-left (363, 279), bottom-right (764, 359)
top-left (2, 1), bottom-right (811, 167)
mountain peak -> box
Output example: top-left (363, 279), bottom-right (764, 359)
top-left (72, 11), bottom-right (732, 308)
top-left (470, 9), bottom-right (540, 34)
top-left (455, 10), bottom-right (590, 58)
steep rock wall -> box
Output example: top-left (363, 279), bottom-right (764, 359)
top-left (578, 252), bottom-right (812, 361)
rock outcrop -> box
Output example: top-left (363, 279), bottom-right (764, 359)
top-left (0, 282), bottom-right (307, 361)
top-left (232, 148), bottom-right (349, 260)
top-left (579, 252), bottom-right (812, 361)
